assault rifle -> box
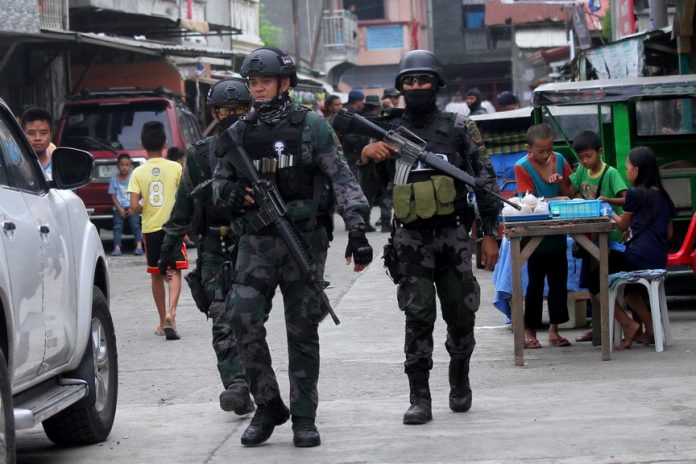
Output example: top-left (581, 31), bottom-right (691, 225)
top-left (333, 109), bottom-right (521, 210)
top-left (225, 132), bottom-right (340, 325)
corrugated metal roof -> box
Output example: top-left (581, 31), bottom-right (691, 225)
top-left (30, 30), bottom-right (234, 59)
top-left (485, 0), bottom-right (571, 26)
top-left (515, 28), bottom-right (568, 48)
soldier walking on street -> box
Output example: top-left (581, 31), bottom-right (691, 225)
top-left (212, 47), bottom-right (373, 447)
top-left (360, 50), bottom-right (501, 425)
top-left (160, 78), bottom-right (255, 415)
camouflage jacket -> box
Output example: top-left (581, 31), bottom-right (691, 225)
top-left (212, 105), bottom-right (369, 231)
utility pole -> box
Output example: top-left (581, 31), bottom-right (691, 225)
top-left (649, 0), bottom-right (668, 30)
top-left (292, 0), bottom-right (302, 71)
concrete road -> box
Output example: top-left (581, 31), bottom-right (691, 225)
top-left (16, 218), bottom-right (696, 463)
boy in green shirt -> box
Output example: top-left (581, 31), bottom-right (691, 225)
top-left (569, 130), bottom-right (628, 342)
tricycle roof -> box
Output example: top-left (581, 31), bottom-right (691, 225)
top-left (533, 75), bottom-right (696, 107)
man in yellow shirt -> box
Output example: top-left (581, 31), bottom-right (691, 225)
top-left (128, 121), bottom-right (188, 340)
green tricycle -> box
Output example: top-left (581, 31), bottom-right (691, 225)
top-left (531, 74), bottom-right (696, 248)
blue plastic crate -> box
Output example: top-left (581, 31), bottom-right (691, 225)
top-left (549, 199), bottom-right (601, 219)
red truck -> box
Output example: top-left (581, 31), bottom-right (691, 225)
top-left (55, 87), bottom-right (202, 231)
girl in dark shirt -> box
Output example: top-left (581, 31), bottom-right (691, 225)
top-left (590, 147), bottom-right (675, 349)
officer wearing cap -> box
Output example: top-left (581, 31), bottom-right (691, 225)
top-left (381, 87), bottom-right (401, 109)
top-left (334, 88), bottom-right (376, 230)
top-left (498, 91), bottom-right (520, 111)
top-left (360, 50), bottom-right (501, 425)
top-left (160, 78), bottom-right (255, 415)
top-left (212, 47), bottom-right (372, 448)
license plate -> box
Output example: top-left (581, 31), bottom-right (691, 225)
top-left (97, 164), bottom-right (117, 179)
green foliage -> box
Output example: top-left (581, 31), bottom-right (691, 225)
top-left (259, 2), bottom-right (282, 48)
top-left (600, 6), bottom-right (612, 43)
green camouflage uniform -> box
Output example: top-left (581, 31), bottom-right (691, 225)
top-left (382, 110), bottom-right (500, 377)
top-left (212, 105), bottom-right (368, 418)
top-left (162, 137), bottom-right (245, 388)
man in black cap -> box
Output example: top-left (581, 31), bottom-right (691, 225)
top-left (381, 88), bottom-right (401, 109)
top-left (497, 91), bottom-right (520, 111)
top-left (335, 89), bottom-right (376, 231)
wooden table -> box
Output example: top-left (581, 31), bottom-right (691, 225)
top-left (502, 217), bottom-right (614, 366)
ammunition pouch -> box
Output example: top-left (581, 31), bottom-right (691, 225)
top-left (393, 175), bottom-right (456, 224)
top-left (185, 267), bottom-right (210, 315)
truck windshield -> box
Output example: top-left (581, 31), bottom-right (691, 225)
top-left (61, 101), bottom-right (173, 151)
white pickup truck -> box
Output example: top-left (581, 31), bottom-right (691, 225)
top-left (0, 98), bottom-right (117, 463)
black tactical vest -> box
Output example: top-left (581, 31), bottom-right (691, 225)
top-left (191, 137), bottom-right (230, 230)
top-left (240, 107), bottom-right (316, 203)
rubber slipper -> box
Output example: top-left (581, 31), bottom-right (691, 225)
top-left (163, 325), bottom-right (180, 340)
top-left (575, 331), bottom-right (593, 342)
top-left (163, 317), bottom-right (180, 340)
top-left (549, 337), bottom-right (571, 347)
top-left (524, 338), bottom-right (542, 349)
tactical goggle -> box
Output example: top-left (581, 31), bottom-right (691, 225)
top-left (215, 106), bottom-right (249, 117)
top-left (399, 74), bottom-right (436, 87)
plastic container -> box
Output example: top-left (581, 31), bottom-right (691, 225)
top-left (549, 199), bottom-right (602, 219)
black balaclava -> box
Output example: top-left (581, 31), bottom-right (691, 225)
top-left (466, 88), bottom-right (482, 113)
top-left (218, 113), bottom-right (240, 130)
top-left (253, 77), bottom-right (292, 124)
top-left (403, 89), bottom-right (438, 126)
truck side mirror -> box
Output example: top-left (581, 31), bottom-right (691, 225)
top-left (51, 147), bottom-right (94, 190)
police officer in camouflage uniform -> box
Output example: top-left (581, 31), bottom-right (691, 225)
top-left (159, 78), bottom-right (254, 415)
top-left (212, 47), bottom-right (373, 448)
top-left (361, 50), bottom-right (500, 425)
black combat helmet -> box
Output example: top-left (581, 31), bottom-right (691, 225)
top-left (240, 47), bottom-right (298, 87)
top-left (395, 50), bottom-right (445, 91)
top-left (207, 78), bottom-right (252, 108)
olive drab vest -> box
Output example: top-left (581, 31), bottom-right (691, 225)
top-left (389, 111), bottom-right (474, 226)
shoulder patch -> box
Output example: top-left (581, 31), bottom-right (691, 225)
top-left (465, 118), bottom-right (483, 144)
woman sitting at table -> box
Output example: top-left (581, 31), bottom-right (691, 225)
top-left (586, 146), bottom-right (675, 349)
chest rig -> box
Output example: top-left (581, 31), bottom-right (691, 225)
top-left (389, 112), bottom-right (473, 227)
top-left (240, 107), bottom-right (315, 202)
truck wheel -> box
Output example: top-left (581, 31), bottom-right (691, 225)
top-left (0, 347), bottom-right (16, 464)
top-left (43, 287), bottom-right (118, 445)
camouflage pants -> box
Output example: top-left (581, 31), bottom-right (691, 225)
top-left (225, 228), bottom-right (329, 418)
top-left (200, 250), bottom-right (246, 388)
top-left (393, 224), bottom-right (480, 374)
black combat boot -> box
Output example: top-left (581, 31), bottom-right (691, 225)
top-left (292, 416), bottom-right (321, 447)
top-left (219, 380), bottom-right (255, 415)
top-left (240, 396), bottom-right (290, 446)
top-left (449, 358), bottom-right (472, 412)
top-left (402, 370), bottom-right (432, 425)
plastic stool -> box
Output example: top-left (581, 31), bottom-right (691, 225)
top-left (607, 270), bottom-right (671, 353)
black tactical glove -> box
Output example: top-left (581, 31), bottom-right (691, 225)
top-left (158, 246), bottom-right (177, 275)
top-left (345, 225), bottom-right (373, 265)
top-left (219, 179), bottom-right (249, 211)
